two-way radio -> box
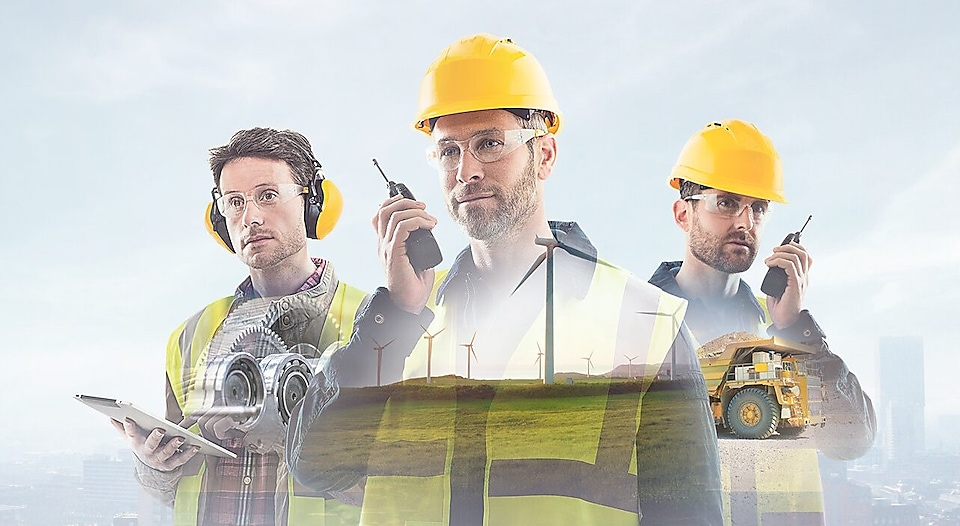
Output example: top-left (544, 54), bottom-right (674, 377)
top-left (372, 158), bottom-right (443, 272)
top-left (760, 215), bottom-right (812, 298)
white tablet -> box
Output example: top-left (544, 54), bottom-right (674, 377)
top-left (75, 394), bottom-right (237, 459)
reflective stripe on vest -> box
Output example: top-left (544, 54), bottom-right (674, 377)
top-left (361, 262), bottom-right (683, 525)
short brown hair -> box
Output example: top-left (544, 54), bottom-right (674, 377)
top-left (208, 128), bottom-right (317, 189)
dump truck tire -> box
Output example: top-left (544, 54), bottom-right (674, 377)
top-left (727, 387), bottom-right (780, 439)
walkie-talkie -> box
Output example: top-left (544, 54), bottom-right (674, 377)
top-left (760, 215), bottom-right (812, 298)
top-left (372, 158), bottom-right (443, 272)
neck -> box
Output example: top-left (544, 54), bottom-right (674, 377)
top-left (469, 216), bottom-right (554, 293)
top-left (248, 252), bottom-right (317, 298)
top-left (674, 255), bottom-right (742, 301)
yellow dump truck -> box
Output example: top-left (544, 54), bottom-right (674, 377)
top-left (698, 335), bottom-right (823, 439)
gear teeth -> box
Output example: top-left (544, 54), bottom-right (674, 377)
top-left (230, 325), bottom-right (288, 359)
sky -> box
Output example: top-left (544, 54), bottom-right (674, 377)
top-left (2, 2), bottom-right (958, 461)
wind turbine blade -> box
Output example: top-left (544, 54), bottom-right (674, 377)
top-left (511, 252), bottom-right (547, 296)
top-left (636, 310), bottom-right (667, 317)
top-left (469, 331), bottom-right (477, 345)
top-left (557, 242), bottom-right (618, 270)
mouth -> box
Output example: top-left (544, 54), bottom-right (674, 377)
top-left (456, 191), bottom-right (495, 205)
top-left (724, 239), bottom-right (755, 252)
top-left (241, 234), bottom-right (272, 249)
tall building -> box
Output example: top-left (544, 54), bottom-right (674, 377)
top-left (877, 337), bottom-right (925, 467)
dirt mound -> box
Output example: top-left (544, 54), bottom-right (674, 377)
top-left (697, 331), bottom-right (763, 359)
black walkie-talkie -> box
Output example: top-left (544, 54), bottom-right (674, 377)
top-left (760, 215), bottom-right (812, 298)
top-left (372, 158), bottom-right (443, 272)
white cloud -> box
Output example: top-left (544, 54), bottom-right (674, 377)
top-left (816, 136), bottom-right (960, 285)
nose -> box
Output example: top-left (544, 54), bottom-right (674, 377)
top-left (732, 206), bottom-right (756, 230)
top-left (240, 198), bottom-right (264, 227)
top-left (455, 148), bottom-right (485, 184)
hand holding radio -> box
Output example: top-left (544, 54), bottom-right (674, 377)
top-left (373, 159), bottom-right (443, 272)
top-left (761, 215), bottom-right (811, 298)
top-left (762, 215), bottom-right (813, 328)
top-left (371, 158), bottom-right (440, 314)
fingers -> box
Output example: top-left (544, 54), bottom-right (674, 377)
top-left (118, 418), bottom-right (199, 471)
top-left (194, 407), bottom-right (248, 441)
top-left (372, 196), bottom-right (437, 243)
top-left (764, 242), bottom-right (809, 329)
top-left (770, 242), bottom-right (812, 275)
top-left (150, 436), bottom-right (201, 470)
top-left (213, 415), bottom-right (239, 440)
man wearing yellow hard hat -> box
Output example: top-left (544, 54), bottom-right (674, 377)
top-left (288, 34), bottom-right (722, 525)
top-left (649, 120), bottom-right (877, 525)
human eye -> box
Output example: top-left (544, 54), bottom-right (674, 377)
top-left (437, 143), bottom-right (461, 159)
top-left (750, 201), bottom-right (769, 216)
top-left (258, 189), bottom-right (281, 204)
top-left (226, 194), bottom-right (246, 210)
top-left (715, 196), bottom-right (740, 214)
top-left (475, 134), bottom-right (505, 152)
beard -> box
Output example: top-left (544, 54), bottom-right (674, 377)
top-left (447, 155), bottom-right (539, 242)
top-left (688, 212), bottom-right (759, 274)
top-left (237, 226), bottom-right (306, 270)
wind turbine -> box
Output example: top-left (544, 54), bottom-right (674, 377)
top-left (420, 325), bottom-right (445, 384)
top-left (371, 337), bottom-right (395, 387)
top-left (513, 236), bottom-right (615, 384)
top-left (624, 354), bottom-right (639, 379)
top-left (460, 332), bottom-right (478, 379)
top-left (582, 350), bottom-right (595, 377)
top-left (637, 302), bottom-right (686, 381)
top-left (534, 343), bottom-right (544, 381)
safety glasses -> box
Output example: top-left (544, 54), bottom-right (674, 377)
top-left (426, 128), bottom-right (546, 172)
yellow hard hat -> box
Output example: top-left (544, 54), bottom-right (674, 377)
top-left (414, 33), bottom-right (562, 135)
top-left (669, 120), bottom-right (787, 203)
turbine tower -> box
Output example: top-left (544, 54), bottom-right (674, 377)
top-left (582, 350), bottom-right (595, 377)
top-left (535, 342), bottom-right (544, 381)
top-left (371, 338), bottom-right (395, 387)
top-left (513, 236), bottom-right (614, 384)
top-left (460, 332), bottom-right (478, 379)
top-left (420, 325), bottom-right (445, 384)
top-left (624, 354), bottom-right (639, 379)
top-left (637, 303), bottom-right (686, 381)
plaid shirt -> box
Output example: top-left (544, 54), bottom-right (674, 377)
top-left (200, 259), bottom-right (327, 526)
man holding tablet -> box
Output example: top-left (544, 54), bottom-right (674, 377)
top-left (113, 127), bottom-right (434, 525)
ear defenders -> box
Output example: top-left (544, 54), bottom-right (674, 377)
top-left (204, 149), bottom-right (343, 253)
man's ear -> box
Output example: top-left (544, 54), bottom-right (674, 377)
top-left (535, 134), bottom-right (557, 181)
top-left (673, 199), bottom-right (692, 232)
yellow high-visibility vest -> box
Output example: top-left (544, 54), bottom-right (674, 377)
top-left (716, 297), bottom-right (825, 526)
top-left (355, 261), bottom-right (715, 525)
top-left (165, 281), bottom-right (367, 526)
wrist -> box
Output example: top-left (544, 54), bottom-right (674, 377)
top-left (768, 309), bottom-right (826, 345)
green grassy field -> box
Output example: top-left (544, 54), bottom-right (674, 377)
top-left (296, 377), bottom-right (716, 508)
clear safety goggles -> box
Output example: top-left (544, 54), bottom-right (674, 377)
top-left (685, 193), bottom-right (772, 222)
top-left (426, 128), bottom-right (546, 172)
top-left (216, 183), bottom-right (308, 219)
